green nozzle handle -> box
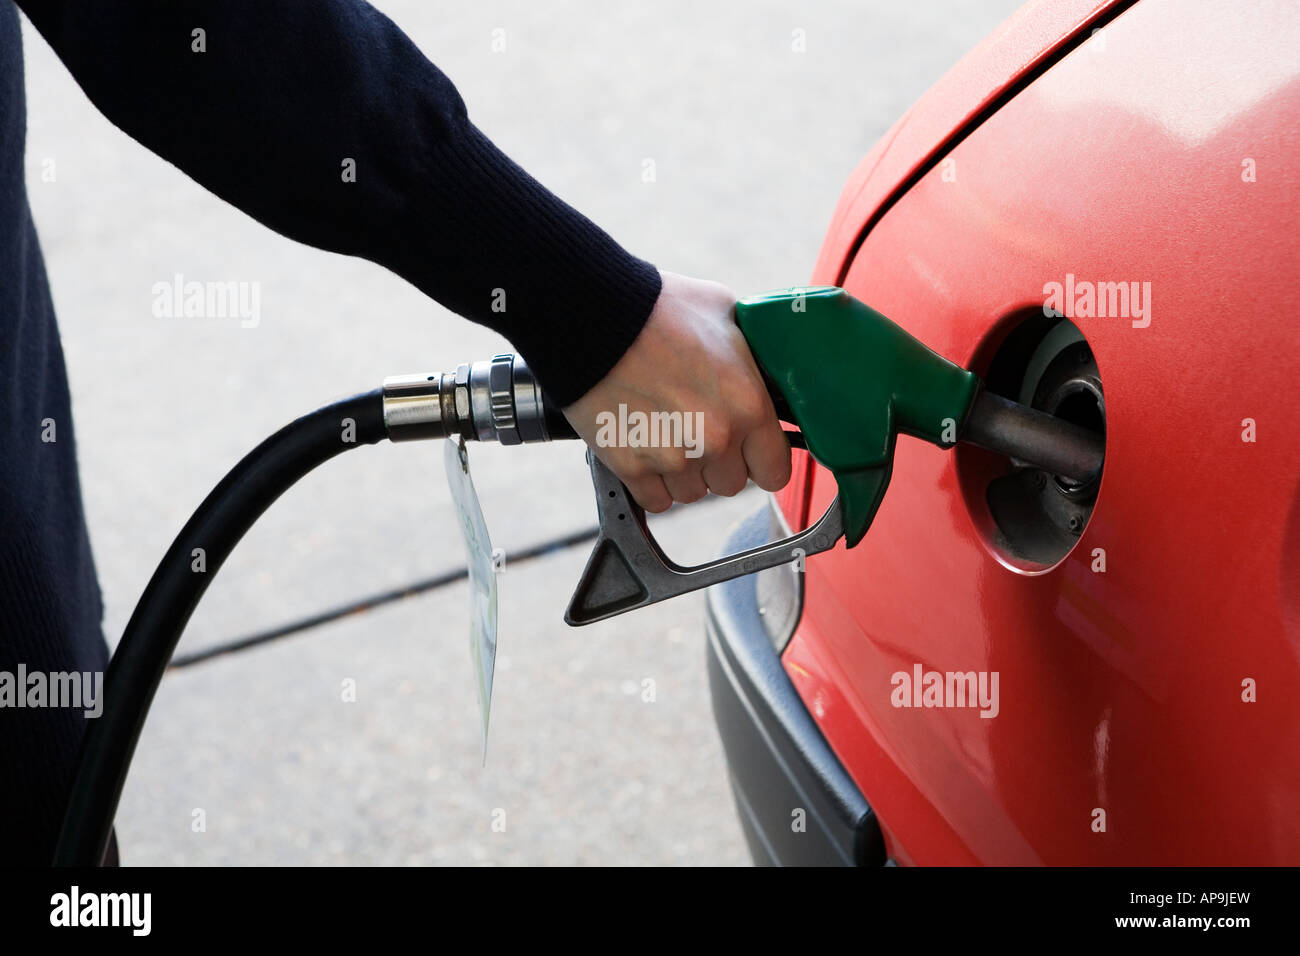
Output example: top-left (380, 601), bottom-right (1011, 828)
top-left (735, 287), bottom-right (980, 547)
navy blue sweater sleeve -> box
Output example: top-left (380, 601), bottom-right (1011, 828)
top-left (14, 0), bottom-right (661, 406)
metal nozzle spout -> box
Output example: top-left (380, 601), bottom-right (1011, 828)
top-left (960, 389), bottom-right (1105, 484)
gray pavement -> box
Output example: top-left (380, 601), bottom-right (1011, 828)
top-left (19, 0), bottom-right (1022, 864)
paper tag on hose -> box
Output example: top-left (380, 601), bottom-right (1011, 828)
top-left (443, 436), bottom-right (501, 760)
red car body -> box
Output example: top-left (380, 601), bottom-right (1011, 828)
top-left (713, 0), bottom-right (1300, 865)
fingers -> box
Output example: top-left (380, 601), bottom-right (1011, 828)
top-left (700, 430), bottom-right (789, 499)
top-left (626, 454), bottom-right (707, 510)
top-left (701, 450), bottom-right (748, 498)
top-left (662, 467), bottom-right (708, 504)
top-left (617, 420), bottom-right (790, 509)
top-left (741, 421), bottom-right (793, 492)
top-left (623, 473), bottom-right (673, 513)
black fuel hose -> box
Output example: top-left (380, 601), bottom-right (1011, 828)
top-left (54, 390), bottom-right (388, 866)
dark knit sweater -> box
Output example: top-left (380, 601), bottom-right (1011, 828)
top-left (1, 0), bottom-right (661, 864)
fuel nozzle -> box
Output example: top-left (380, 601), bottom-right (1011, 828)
top-left (736, 287), bottom-right (1106, 546)
top-left (381, 354), bottom-right (575, 445)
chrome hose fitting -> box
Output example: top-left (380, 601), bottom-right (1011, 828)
top-left (382, 354), bottom-right (555, 444)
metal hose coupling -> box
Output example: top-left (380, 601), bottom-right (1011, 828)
top-left (381, 353), bottom-right (563, 444)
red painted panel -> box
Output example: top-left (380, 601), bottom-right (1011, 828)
top-left (786, 0), bottom-right (1300, 864)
